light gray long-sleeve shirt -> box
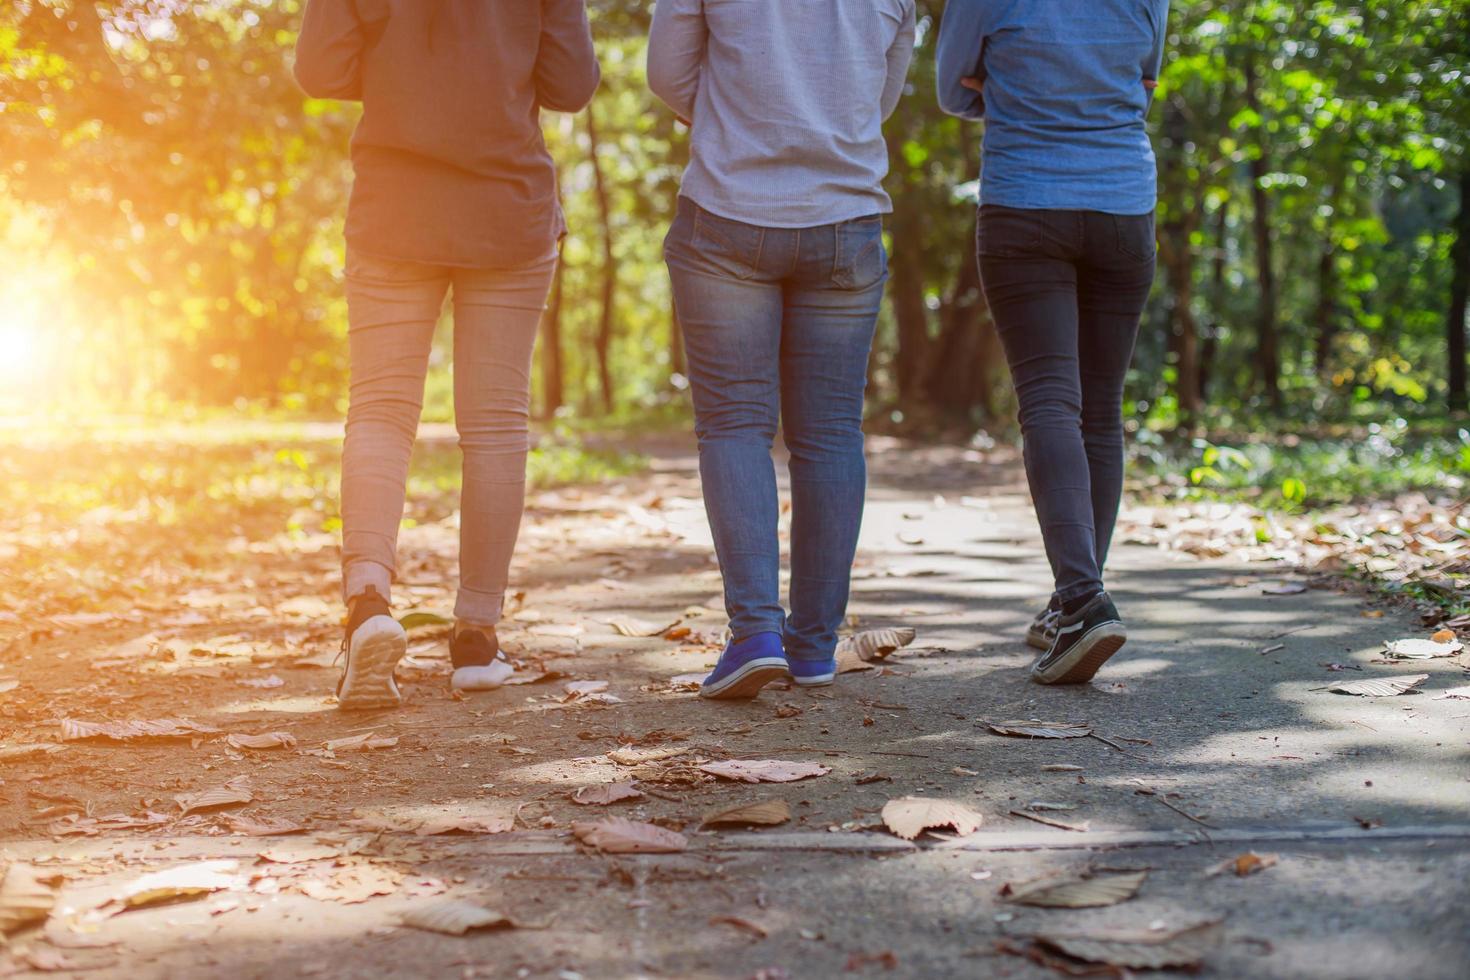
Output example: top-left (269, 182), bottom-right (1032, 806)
top-left (648, 0), bottom-right (916, 228)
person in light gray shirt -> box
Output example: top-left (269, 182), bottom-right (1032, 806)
top-left (647, 1), bottom-right (915, 701)
top-left (648, 0), bottom-right (915, 228)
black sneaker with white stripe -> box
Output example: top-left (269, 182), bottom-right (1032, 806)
top-left (1031, 592), bottom-right (1126, 685)
top-left (1025, 597), bottom-right (1061, 651)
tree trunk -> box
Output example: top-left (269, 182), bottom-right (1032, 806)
top-left (1242, 50), bottom-right (1281, 410)
top-left (1158, 99), bottom-right (1201, 424)
top-left (1449, 169), bottom-right (1470, 413)
top-left (884, 116), bottom-right (930, 402)
top-left (539, 242), bottom-right (566, 420)
top-left (1313, 176), bottom-right (1343, 379)
top-left (1201, 200), bottom-right (1228, 402)
top-left (585, 106), bottom-right (617, 415)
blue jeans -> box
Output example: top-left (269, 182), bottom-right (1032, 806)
top-left (663, 198), bottom-right (886, 662)
top-left (977, 205), bottom-right (1156, 604)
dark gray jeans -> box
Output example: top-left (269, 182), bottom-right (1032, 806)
top-left (977, 205), bottom-right (1156, 604)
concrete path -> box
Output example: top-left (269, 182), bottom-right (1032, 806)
top-left (3, 438), bottom-right (1466, 979)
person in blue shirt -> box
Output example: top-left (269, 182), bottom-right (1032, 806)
top-left (936, 1), bottom-right (1169, 686)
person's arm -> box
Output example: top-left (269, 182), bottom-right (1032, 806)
top-left (934, 0), bottom-right (988, 120)
top-left (535, 0), bottom-right (601, 113)
top-left (293, 0), bottom-right (365, 100)
top-left (646, 0), bottom-right (705, 124)
top-left (880, 1), bottom-right (917, 121)
top-left (1142, 0), bottom-right (1169, 113)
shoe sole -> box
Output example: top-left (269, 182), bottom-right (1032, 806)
top-left (451, 662), bottom-right (514, 692)
top-left (791, 671), bottom-right (836, 687)
top-left (699, 658), bottom-right (789, 700)
top-left (1031, 622), bottom-right (1127, 685)
top-left (338, 616), bottom-right (406, 710)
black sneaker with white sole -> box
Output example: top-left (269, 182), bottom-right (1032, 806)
top-left (336, 586), bottom-right (407, 710)
top-left (1025, 597), bottom-right (1062, 651)
top-left (1031, 592), bottom-right (1126, 685)
top-left (450, 626), bottom-right (514, 691)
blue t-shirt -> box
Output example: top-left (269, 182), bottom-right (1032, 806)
top-left (935, 0), bottom-right (1169, 216)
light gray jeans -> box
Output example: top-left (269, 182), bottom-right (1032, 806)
top-left (340, 248), bottom-right (556, 625)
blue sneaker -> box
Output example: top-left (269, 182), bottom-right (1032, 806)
top-left (787, 656), bottom-right (837, 688)
top-left (699, 632), bottom-right (788, 700)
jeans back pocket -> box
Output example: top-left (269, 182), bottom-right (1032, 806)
top-left (690, 204), bottom-right (765, 281)
top-left (831, 216), bottom-right (888, 291)
top-left (977, 204), bottom-right (1046, 257)
top-left (1114, 212), bottom-right (1157, 262)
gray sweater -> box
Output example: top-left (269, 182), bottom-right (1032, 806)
top-left (295, 0), bottom-right (599, 268)
top-left (648, 0), bottom-right (916, 228)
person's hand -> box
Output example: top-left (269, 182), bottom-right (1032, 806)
top-left (961, 77), bottom-right (983, 93)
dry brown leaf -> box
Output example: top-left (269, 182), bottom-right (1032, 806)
top-left (298, 862), bottom-right (401, 904)
top-left (104, 861), bottom-right (240, 914)
top-left (225, 815), bottom-right (306, 836)
top-left (400, 899), bottom-right (516, 935)
top-left (571, 819), bottom-right (688, 854)
top-left (416, 813), bottom-right (515, 836)
top-left (709, 914), bottom-right (768, 939)
top-left (0, 863), bottom-right (58, 936)
top-left (881, 798), bottom-right (983, 840)
top-left (668, 673), bottom-right (705, 691)
top-left (1003, 871), bottom-right (1147, 908)
top-left (1205, 852), bottom-right (1278, 877)
top-left (322, 733), bottom-right (399, 753)
top-left (835, 627), bottom-right (918, 674)
top-left (607, 745), bottom-right (689, 766)
top-left (59, 717), bottom-right (221, 742)
top-left (1382, 637), bottom-right (1462, 659)
top-left (1032, 920), bottom-right (1223, 970)
top-left (606, 615), bottom-right (680, 638)
top-left (0, 743), bottom-right (66, 762)
top-left (1329, 674), bottom-right (1428, 697)
top-left (257, 843), bottom-right (341, 863)
top-left (226, 732), bottom-right (297, 751)
top-left (571, 781), bottom-right (645, 806)
top-left (1429, 628), bottom-right (1457, 643)
top-left (176, 777), bottom-right (253, 815)
top-left (699, 799), bottom-right (791, 829)
top-left (988, 720), bottom-right (1093, 739)
top-left (699, 760), bottom-right (831, 784)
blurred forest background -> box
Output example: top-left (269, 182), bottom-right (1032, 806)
top-left (1, 1), bottom-right (1468, 506)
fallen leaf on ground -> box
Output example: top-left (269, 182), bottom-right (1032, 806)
top-left (608, 745), bottom-right (689, 766)
top-left (668, 673), bottom-right (705, 691)
top-left (59, 717), bottom-right (221, 742)
top-left (1002, 871), bottom-right (1147, 908)
top-left (1328, 674), bottom-right (1428, 697)
top-left (572, 819), bottom-right (688, 854)
top-left (606, 615), bottom-right (680, 638)
top-left (176, 777), bottom-right (253, 815)
top-left (1205, 852), bottom-right (1278, 877)
top-left (835, 627), bottom-right (918, 674)
top-left (398, 612), bottom-right (452, 630)
top-left (845, 950), bottom-right (900, 971)
top-left (1432, 685), bottom-right (1470, 700)
top-left (238, 674), bottom-right (285, 689)
top-left (1040, 764), bottom-right (1084, 772)
top-left (0, 743), bottom-right (66, 761)
top-left (0, 863), bottom-right (58, 936)
top-left (257, 843), bottom-right (341, 863)
top-left (226, 732), bottom-right (297, 751)
top-left (0, 679), bottom-right (17, 694)
top-left (1382, 637), bottom-right (1462, 659)
top-left (298, 862), bottom-right (401, 904)
top-left (1430, 628), bottom-right (1458, 643)
top-left (322, 733), bottom-right (399, 753)
top-left (225, 815), bottom-right (306, 836)
top-left (571, 781), bottom-right (645, 806)
top-left (97, 861), bottom-right (240, 916)
top-left (881, 798), bottom-right (983, 840)
top-left (699, 799), bottom-right (791, 829)
top-left (417, 814), bottom-right (515, 836)
top-left (700, 760), bottom-right (831, 784)
top-left (988, 720), bottom-right (1092, 739)
top-left (1261, 581), bottom-right (1307, 595)
top-left (709, 914), bottom-right (768, 939)
top-left (401, 899), bottom-right (517, 935)
top-left (1031, 920), bottom-right (1223, 971)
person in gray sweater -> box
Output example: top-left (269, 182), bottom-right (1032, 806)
top-left (648, 0), bottom-right (915, 699)
top-left (294, 0), bottom-right (598, 709)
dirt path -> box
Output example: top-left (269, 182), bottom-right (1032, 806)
top-left (2, 436), bottom-right (1467, 978)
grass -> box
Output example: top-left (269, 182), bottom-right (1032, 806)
top-left (1128, 422), bottom-right (1470, 509)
